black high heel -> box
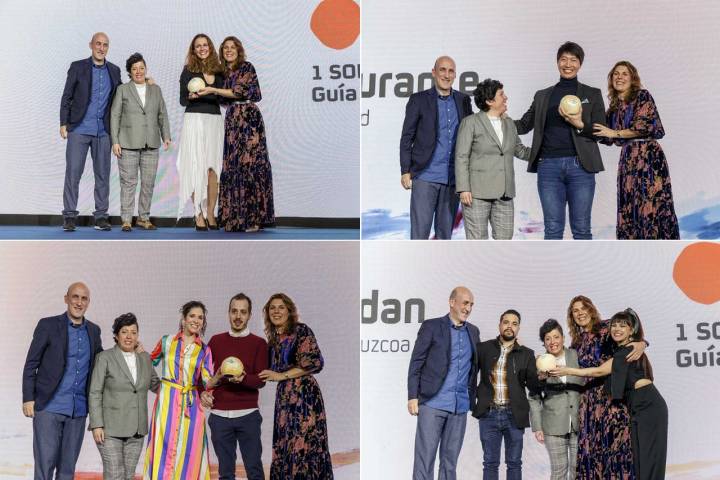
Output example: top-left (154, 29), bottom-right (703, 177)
top-left (195, 215), bottom-right (208, 231)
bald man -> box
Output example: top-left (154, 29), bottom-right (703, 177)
top-left (407, 287), bottom-right (481, 479)
top-left (22, 282), bottom-right (103, 479)
top-left (60, 32), bottom-right (122, 232)
top-left (400, 56), bottom-right (473, 239)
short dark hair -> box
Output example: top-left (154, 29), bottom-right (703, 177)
top-left (112, 312), bottom-right (138, 343)
top-left (539, 318), bottom-right (563, 342)
top-left (557, 41), bottom-right (584, 65)
top-left (125, 52), bottom-right (146, 74)
top-left (500, 309), bottom-right (521, 323)
top-left (473, 78), bottom-right (503, 111)
top-left (228, 293), bottom-right (252, 314)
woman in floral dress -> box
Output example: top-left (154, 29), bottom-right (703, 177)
top-left (567, 295), bottom-right (643, 479)
top-left (593, 61), bottom-right (680, 239)
top-left (143, 301), bottom-right (220, 480)
top-left (203, 36), bottom-right (274, 232)
top-left (259, 293), bottom-right (333, 479)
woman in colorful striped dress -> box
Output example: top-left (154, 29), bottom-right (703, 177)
top-left (143, 301), bottom-right (221, 480)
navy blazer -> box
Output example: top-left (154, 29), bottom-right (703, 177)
top-left (407, 315), bottom-right (481, 405)
top-left (60, 57), bottom-right (122, 133)
top-left (400, 88), bottom-right (473, 177)
top-left (22, 313), bottom-right (103, 411)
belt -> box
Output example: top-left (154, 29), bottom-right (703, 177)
top-left (231, 100), bottom-right (251, 105)
top-left (161, 378), bottom-right (199, 417)
top-left (489, 403), bottom-right (510, 410)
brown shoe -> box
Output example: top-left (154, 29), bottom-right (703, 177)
top-left (136, 219), bottom-right (157, 230)
top-left (121, 222), bottom-right (132, 232)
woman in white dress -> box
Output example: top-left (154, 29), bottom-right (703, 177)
top-left (177, 33), bottom-right (224, 230)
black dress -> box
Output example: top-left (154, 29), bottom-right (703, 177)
top-left (610, 347), bottom-right (668, 480)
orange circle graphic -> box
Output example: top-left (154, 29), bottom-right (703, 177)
top-left (673, 242), bottom-right (720, 305)
top-left (311, 0), bottom-right (360, 50)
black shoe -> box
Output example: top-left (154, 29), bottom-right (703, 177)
top-left (63, 218), bottom-right (76, 232)
top-left (94, 218), bottom-right (112, 231)
top-left (195, 215), bottom-right (208, 231)
top-left (208, 222), bottom-right (219, 231)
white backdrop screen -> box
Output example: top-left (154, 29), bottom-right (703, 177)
top-left (361, 0), bottom-right (720, 238)
top-left (362, 241), bottom-right (720, 479)
top-left (0, 1), bottom-right (359, 219)
top-left (0, 241), bottom-right (359, 478)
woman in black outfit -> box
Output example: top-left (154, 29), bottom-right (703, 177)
top-left (550, 309), bottom-right (668, 480)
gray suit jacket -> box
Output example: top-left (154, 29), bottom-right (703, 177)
top-left (528, 348), bottom-right (583, 436)
top-left (455, 112), bottom-right (530, 199)
top-left (89, 345), bottom-right (159, 437)
top-left (110, 82), bottom-right (170, 149)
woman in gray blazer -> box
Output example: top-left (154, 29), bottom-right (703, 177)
top-left (110, 53), bottom-right (171, 232)
top-left (529, 319), bottom-right (584, 480)
top-left (455, 79), bottom-right (530, 239)
top-left (89, 313), bottom-right (159, 480)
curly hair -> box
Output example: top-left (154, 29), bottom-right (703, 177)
top-left (219, 36), bottom-right (247, 71)
top-left (185, 33), bottom-right (222, 74)
top-left (539, 318), bottom-right (563, 343)
top-left (112, 312), bottom-right (138, 343)
top-left (125, 52), bottom-right (146, 75)
top-left (263, 293), bottom-right (299, 347)
top-left (473, 78), bottom-right (503, 112)
top-left (607, 60), bottom-right (643, 111)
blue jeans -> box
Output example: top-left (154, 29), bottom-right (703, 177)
top-left (478, 408), bottom-right (524, 480)
top-left (410, 178), bottom-right (459, 239)
top-left (63, 131), bottom-right (111, 220)
top-left (537, 156), bottom-right (595, 239)
top-left (413, 404), bottom-right (467, 480)
top-left (33, 410), bottom-right (87, 480)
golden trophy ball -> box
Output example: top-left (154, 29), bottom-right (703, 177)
top-left (187, 77), bottom-right (206, 93)
top-left (220, 356), bottom-right (245, 377)
top-left (560, 95), bottom-right (581, 115)
top-left (536, 353), bottom-right (557, 372)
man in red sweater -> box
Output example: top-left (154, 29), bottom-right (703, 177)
top-left (204, 293), bottom-right (268, 480)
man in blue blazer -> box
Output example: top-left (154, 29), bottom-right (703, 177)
top-left (60, 32), bottom-right (122, 232)
top-left (22, 282), bottom-right (103, 480)
top-left (407, 286), bottom-right (481, 480)
top-left (400, 56), bottom-right (473, 239)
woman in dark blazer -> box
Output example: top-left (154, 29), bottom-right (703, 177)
top-left (89, 313), bottom-right (159, 480)
top-left (110, 53), bottom-right (171, 232)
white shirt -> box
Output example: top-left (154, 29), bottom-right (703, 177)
top-left (121, 350), bottom-right (137, 384)
top-left (487, 114), bottom-right (504, 145)
top-left (134, 82), bottom-right (147, 107)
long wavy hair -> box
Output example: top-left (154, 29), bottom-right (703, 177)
top-left (610, 309), bottom-right (653, 380)
top-left (263, 293), bottom-right (299, 347)
top-left (566, 295), bottom-right (602, 347)
top-left (185, 33), bottom-right (222, 74)
top-left (607, 60), bottom-right (642, 111)
top-left (219, 36), bottom-right (246, 71)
